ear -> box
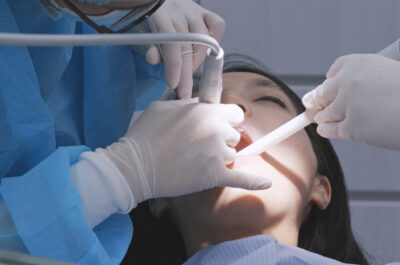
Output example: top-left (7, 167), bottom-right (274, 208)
top-left (310, 174), bottom-right (331, 210)
top-left (148, 198), bottom-right (171, 218)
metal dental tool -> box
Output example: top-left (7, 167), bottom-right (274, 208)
top-left (198, 47), bottom-right (224, 103)
top-left (0, 32), bottom-right (223, 103)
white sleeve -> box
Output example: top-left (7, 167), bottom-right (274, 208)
top-left (70, 151), bottom-right (136, 228)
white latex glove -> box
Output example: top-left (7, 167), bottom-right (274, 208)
top-left (302, 54), bottom-right (400, 149)
top-left (96, 99), bottom-right (271, 205)
top-left (146, 0), bottom-right (225, 99)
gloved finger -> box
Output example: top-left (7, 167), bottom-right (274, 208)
top-left (220, 167), bottom-right (272, 190)
top-left (203, 11), bottom-right (226, 42)
top-left (155, 21), bottom-right (183, 89)
top-left (222, 145), bottom-right (237, 165)
top-left (302, 78), bottom-right (339, 110)
top-left (313, 97), bottom-right (345, 124)
top-left (208, 135), bottom-right (236, 165)
top-left (145, 45), bottom-right (162, 65)
top-left (176, 43), bottom-right (194, 99)
top-left (217, 123), bottom-right (240, 147)
top-left (170, 97), bottom-right (199, 106)
top-left (181, 97), bottom-right (199, 104)
top-left (150, 98), bottom-right (198, 113)
top-left (215, 104), bottom-right (244, 127)
top-left (326, 55), bottom-right (347, 78)
top-left (162, 42), bottom-right (183, 89)
top-left (302, 86), bottom-right (321, 110)
top-left (316, 122), bottom-right (341, 139)
top-left (188, 19), bottom-right (209, 71)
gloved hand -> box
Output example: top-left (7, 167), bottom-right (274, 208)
top-left (302, 54), bottom-right (400, 149)
top-left (146, 0), bottom-right (225, 99)
top-left (96, 99), bottom-right (271, 205)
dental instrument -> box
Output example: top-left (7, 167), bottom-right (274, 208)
top-left (379, 38), bottom-right (400, 61)
top-left (0, 32), bottom-right (223, 103)
top-left (198, 47), bottom-right (224, 103)
top-left (237, 110), bottom-right (316, 156)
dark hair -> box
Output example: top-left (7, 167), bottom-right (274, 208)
top-left (122, 54), bottom-right (370, 265)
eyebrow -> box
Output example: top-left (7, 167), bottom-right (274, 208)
top-left (247, 78), bottom-right (279, 89)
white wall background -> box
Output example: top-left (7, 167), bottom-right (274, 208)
top-left (198, 1), bottom-right (400, 264)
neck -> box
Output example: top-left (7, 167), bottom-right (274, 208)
top-left (180, 219), bottom-right (301, 257)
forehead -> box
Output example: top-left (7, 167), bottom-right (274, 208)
top-left (222, 72), bottom-right (282, 94)
top-left (223, 71), bottom-right (274, 84)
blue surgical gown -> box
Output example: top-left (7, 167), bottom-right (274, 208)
top-left (184, 235), bottom-right (400, 265)
top-left (0, 0), bottom-right (166, 264)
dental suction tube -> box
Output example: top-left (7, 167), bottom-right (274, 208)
top-left (237, 110), bottom-right (316, 156)
top-left (379, 38), bottom-right (400, 61)
top-left (0, 32), bottom-right (223, 103)
top-left (0, 32), bottom-right (220, 53)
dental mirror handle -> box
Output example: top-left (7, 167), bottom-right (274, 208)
top-left (237, 110), bottom-right (316, 156)
top-left (378, 38), bottom-right (400, 61)
top-left (198, 48), bottom-right (224, 103)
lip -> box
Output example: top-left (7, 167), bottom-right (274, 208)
top-left (235, 128), bottom-right (253, 152)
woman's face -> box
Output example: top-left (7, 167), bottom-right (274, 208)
top-left (151, 71), bottom-right (331, 254)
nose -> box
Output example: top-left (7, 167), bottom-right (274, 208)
top-left (221, 92), bottom-right (250, 115)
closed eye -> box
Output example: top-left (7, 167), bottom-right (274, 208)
top-left (254, 96), bottom-right (287, 109)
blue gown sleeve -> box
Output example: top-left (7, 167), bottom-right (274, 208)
top-left (0, 146), bottom-right (132, 265)
top-left (0, 1), bottom-right (166, 263)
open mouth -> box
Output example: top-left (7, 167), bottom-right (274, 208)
top-left (235, 129), bottom-right (253, 152)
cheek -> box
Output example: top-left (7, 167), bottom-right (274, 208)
top-left (236, 115), bottom-right (318, 210)
top-left (232, 156), bottom-right (306, 213)
top-left (272, 129), bottom-right (318, 191)
top-left (249, 105), bottom-right (290, 134)
top-left (245, 105), bottom-right (318, 191)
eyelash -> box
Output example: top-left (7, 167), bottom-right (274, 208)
top-left (254, 96), bottom-right (286, 108)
